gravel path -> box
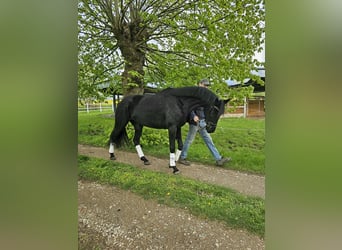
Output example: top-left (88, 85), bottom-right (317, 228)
top-left (78, 144), bottom-right (265, 249)
top-left (79, 181), bottom-right (264, 249)
top-left (78, 144), bottom-right (265, 199)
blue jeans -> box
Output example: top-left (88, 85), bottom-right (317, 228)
top-left (180, 123), bottom-right (222, 161)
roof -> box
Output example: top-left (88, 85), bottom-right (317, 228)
top-left (226, 68), bottom-right (265, 92)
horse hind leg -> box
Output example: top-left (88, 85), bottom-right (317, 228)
top-left (135, 145), bottom-right (150, 165)
top-left (132, 123), bottom-right (151, 165)
top-left (109, 142), bottom-right (116, 160)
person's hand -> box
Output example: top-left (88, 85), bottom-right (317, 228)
top-left (193, 115), bottom-right (199, 122)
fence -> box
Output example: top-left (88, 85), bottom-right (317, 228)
top-left (78, 97), bottom-right (265, 118)
top-left (78, 103), bottom-right (114, 113)
top-left (225, 97), bottom-right (265, 118)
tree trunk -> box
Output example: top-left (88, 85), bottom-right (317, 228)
top-left (121, 58), bottom-right (145, 96)
top-left (116, 20), bottom-right (147, 96)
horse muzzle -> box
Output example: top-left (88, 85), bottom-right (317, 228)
top-left (206, 122), bottom-right (216, 133)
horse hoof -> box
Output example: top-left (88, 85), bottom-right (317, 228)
top-left (110, 156), bottom-right (116, 160)
top-left (169, 166), bottom-right (180, 174)
top-left (144, 161), bottom-right (151, 165)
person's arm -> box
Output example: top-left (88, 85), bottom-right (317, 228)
top-left (191, 108), bottom-right (205, 122)
top-left (190, 110), bottom-right (198, 121)
top-left (198, 110), bottom-right (205, 120)
top-left (197, 108), bottom-right (206, 128)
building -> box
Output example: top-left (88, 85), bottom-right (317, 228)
top-left (225, 68), bottom-right (265, 118)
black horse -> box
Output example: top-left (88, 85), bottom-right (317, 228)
top-left (108, 86), bottom-right (228, 174)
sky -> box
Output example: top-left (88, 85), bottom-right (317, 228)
top-left (253, 42), bottom-right (265, 63)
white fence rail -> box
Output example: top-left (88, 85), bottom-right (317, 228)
top-left (78, 103), bottom-right (114, 113)
top-left (78, 96), bottom-right (264, 118)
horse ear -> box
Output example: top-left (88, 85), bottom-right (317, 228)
top-left (224, 99), bottom-right (230, 104)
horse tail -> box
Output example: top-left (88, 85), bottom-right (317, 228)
top-left (109, 97), bottom-right (131, 148)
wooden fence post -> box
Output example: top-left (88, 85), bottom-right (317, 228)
top-left (243, 97), bottom-right (247, 118)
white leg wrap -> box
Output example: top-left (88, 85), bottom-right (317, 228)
top-left (109, 143), bottom-right (114, 153)
top-left (135, 145), bottom-right (144, 158)
top-left (175, 149), bottom-right (182, 161)
top-left (170, 153), bottom-right (176, 167)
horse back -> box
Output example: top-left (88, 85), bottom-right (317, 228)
top-left (130, 94), bottom-right (187, 129)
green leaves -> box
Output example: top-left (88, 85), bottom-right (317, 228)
top-left (79, 0), bottom-right (265, 96)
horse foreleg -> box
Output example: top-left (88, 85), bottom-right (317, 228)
top-left (132, 123), bottom-right (150, 165)
top-left (168, 126), bottom-right (180, 174)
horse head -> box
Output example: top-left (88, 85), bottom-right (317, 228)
top-left (205, 99), bottom-right (229, 133)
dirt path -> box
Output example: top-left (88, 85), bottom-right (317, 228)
top-left (78, 144), bottom-right (265, 249)
top-left (78, 144), bottom-right (265, 199)
top-left (79, 180), bottom-right (264, 249)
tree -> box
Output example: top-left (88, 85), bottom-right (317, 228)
top-left (78, 0), bottom-right (265, 98)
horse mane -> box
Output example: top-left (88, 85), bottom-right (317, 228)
top-left (158, 86), bottom-right (218, 106)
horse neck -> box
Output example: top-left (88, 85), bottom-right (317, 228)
top-left (160, 87), bottom-right (217, 107)
top-left (182, 98), bottom-right (209, 113)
